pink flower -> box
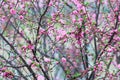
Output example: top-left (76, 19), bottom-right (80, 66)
top-left (1, 16), bottom-right (7, 22)
top-left (115, 37), bottom-right (120, 41)
top-left (59, 19), bottom-right (65, 24)
top-left (73, 62), bottom-right (77, 67)
top-left (112, 61), bottom-right (120, 70)
top-left (72, 10), bottom-right (78, 15)
top-left (61, 57), bottom-right (67, 63)
top-left (44, 57), bottom-right (51, 63)
top-left (72, 18), bottom-right (76, 23)
top-left (114, 7), bottom-right (119, 12)
top-left (3, 72), bottom-right (13, 78)
top-left (19, 15), bottom-right (24, 20)
top-left (56, 36), bottom-right (61, 41)
top-left (37, 75), bottom-right (45, 80)
top-left (78, 18), bottom-right (83, 22)
top-left (107, 48), bottom-right (113, 52)
top-left (27, 44), bottom-right (34, 50)
top-left (21, 46), bottom-right (27, 51)
top-left (20, 30), bottom-right (24, 36)
top-left (21, 0), bottom-right (29, 2)
top-left (39, 29), bottom-right (47, 35)
top-left (118, 16), bottom-right (120, 20)
top-left (117, 64), bottom-right (120, 69)
top-left (57, 29), bottom-right (66, 36)
top-left (76, 3), bottom-right (82, 11)
top-left (10, 9), bottom-right (16, 15)
top-left (49, 1), bottom-right (53, 6)
top-left (27, 59), bottom-right (33, 65)
top-left (0, 67), bottom-right (7, 71)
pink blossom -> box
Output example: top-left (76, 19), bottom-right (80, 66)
top-left (73, 62), bottom-right (77, 67)
top-left (56, 36), bottom-right (61, 41)
top-left (56, 29), bottom-right (66, 41)
top-left (63, 38), bottom-right (67, 43)
top-left (19, 15), bottom-right (24, 20)
top-left (78, 18), bottom-right (83, 22)
top-left (76, 3), bottom-right (82, 11)
top-left (31, 63), bottom-right (36, 68)
top-left (72, 10), bottom-right (78, 15)
top-left (10, 9), bottom-right (16, 15)
top-left (18, 50), bottom-right (22, 55)
top-left (1, 16), bottom-right (7, 22)
top-left (107, 48), bottom-right (113, 52)
top-left (92, 13), bottom-right (96, 19)
top-left (56, 61), bottom-right (59, 64)
top-left (20, 30), bottom-right (24, 36)
top-left (71, 15), bottom-right (76, 23)
top-left (81, 6), bottom-right (86, 13)
top-left (21, 46), bottom-right (27, 51)
top-left (104, 0), bottom-right (108, 5)
top-left (61, 57), bottom-right (67, 63)
top-left (49, 1), bottom-right (53, 6)
top-left (3, 72), bottom-right (13, 78)
top-left (112, 61), bottom-right (117, 67)
top-left (71, 0), bottom-right (79, 5)
top-left (115, 37), bottom-right (120, 41)
top-left (59, 19), bottom-right (65, 24)
top-left (39, 29), bottom-right (47, 35)
top-left (57, 29), bottom-right (66, 36)
top-left (44, 57), bottom-right (51, 63)
top-left (118, 16), bottom-right (120, 20)
top-left (117, 64), bottom-right (120, 69)
top-left (0, 67), bottom-right (7, 71)
top-left (37, 75), bottom-right (45, 80)
top-left (27, 44), bottom-right (34, 50)
top-left (114, 7), bottom-right (119, 12)
top-left (21, 0), bottom-right (29, 2)
top-left (27, 59), bottom-right (33, 65)
top-left (72, 18), bottom-right (76, 23)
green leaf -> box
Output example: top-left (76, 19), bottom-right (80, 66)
top-left (4, 0), bottom-right (7, 2)
top-left (84, 2), bottom-right (89, 6)
top-left (0, 78), bottom-right (3, 80)
top-left (118, 26), bottom-right (120, 32)
top-left (72, 72), bottom-right (81, 78)
top-left (54, 23), bottom-right (61, 28)
top-left (21, 24), bottom-right (25, 30)
top-left (90, 67), bottom-right (94, 71)
top-left (36, 63), bottom-right (40, 67)
top-left (100, 0), bottom-right (103, 3)
top-left (82, 25), bottom-right (85, 28)
top-left (78, 25), bottom-right (81, 28)
top-left (65, 69), bottom-right (71, 74)
top-left (83, 15), bottom-right (86, 20)
top-left (67, 32), bottom-right (71, 34)
top-left (92, 21), bottom-right (96, 25)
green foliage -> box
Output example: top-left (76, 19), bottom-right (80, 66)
top-left (77, 24), bottom-right (81, 29)
top-left (90, 67), bottom-right (94, 71)
top-left (20, 24), bottom-right (25, 30)
top-left (67, 32), bottom-right (71, 34)
top-left (65, 69), bottom-right (71, 74)
top-left (72, 72), bottom-right (81, 78)
top-left (84, 2), bottom-right (90, 6)
top-left (83, 15), bottom-right (87, 21)
top-left (3, 0), bottom-right (7, 2)
top-left (0, 78), bottom-right (3, 80)
top-left (54, 23), bottom-right (61, 28)
top-left (82, 25), bottom-right (85, 28)
top-left (118, 26), bottom-right (120, 32)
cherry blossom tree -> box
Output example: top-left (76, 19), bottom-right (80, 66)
top-left (0, 0), bottom-right (120, 80)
